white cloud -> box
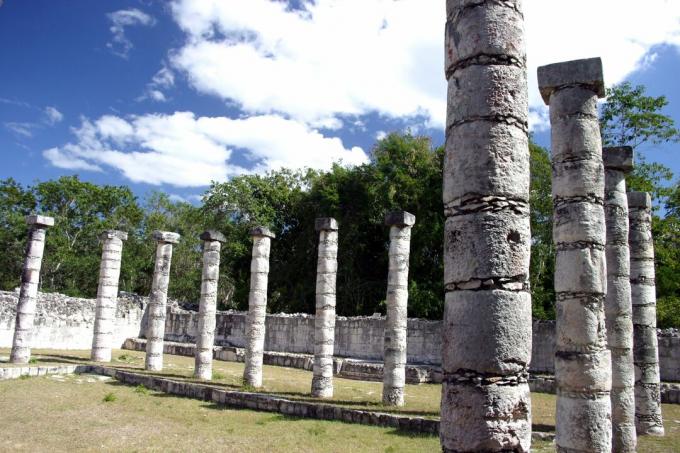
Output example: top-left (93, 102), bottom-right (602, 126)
top-left (169, 0), bottom-right (680, 131)
top-left (43, 112), bottom-right (367, 187)
top-left (107, 8), bottom-right (155, 58)
top-left (4, 122), bottom-right (36, 138)
top-left (44, 106), bottom-right (63, 125)
top-left (138, 65), bottom-right (176, 102)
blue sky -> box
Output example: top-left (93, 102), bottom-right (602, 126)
top-left (1, 0), bottom-right (678, 204)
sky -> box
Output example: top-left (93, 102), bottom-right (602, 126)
top-left (1, 0), bottom-right (679, 204)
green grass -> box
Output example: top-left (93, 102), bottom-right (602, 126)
top-left (2, 347), bottom-right (680, 452)
top-left (103, 392), bottom-right (117, 402)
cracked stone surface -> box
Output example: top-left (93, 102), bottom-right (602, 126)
top-left (10, 215), bottom-right (54, 364)
top-left (539, 57), bottom-right (612, 452)
top-left (311, 218), bottom-right (339, 398)
top-left (90, 230), bottom-right (127, 363)
top-left (382, 212), bottom-right (414, 406)
top-left (145, 231), bottom-right (180, 371)
top-left (628, 191), bottom-right (665, 436)
top-left (243, 227), bottom-right (275, 388)
top-left (194, 232), bottom-right (225, 380)
top-left (603, 146), bottom-right (637, 452)
top-left (442, 0), bottom-right (532, 451)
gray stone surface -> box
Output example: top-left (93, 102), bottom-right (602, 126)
top-left (442, 0), bottom-right (531, 450)
top-left (537, 57), bottom-right (605, 104)
top-left (628, 191), bottom-right (665, 435)
top-left (199, 230), bottom-right (226, 243)
top-left (91, 230), bottom-right (127, 362)
top-left (539, 57), bottom-right (612, 451)
top-left (382, 215), bottom-right (413, 406)
top-left (10, 216), bottom-right (53, 363)
top-left (603, 146), bottom-right (636, 452)
top-left (194, 235), bottom-right (223, 380)
top-left (243, 228), bottom-right (273, 388)
top-left (145, 231), bottom-right (180, 371)
top-left (311, 219), bottom-right (338, 398)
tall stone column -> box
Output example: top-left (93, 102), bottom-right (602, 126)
top-left (442, 1), bottom-right (532, 451)
top-left (628, 191), bottom-right (665, 436)
top-left (194, 230), bottom-right (226, 380)
top-left (382, 211), bottom-right (415, 407)
top-left (538, 57), bottom-right (612, 452)
top-left (243, 226), bottom-right (275, 388)
top-left (10, 215), bottom-right (54, 364)
top-left (91, 229), bottom-right (128, 362)
top-left (311, 217), bottom-right (339, 398)
top-left (603, 146), bottom-right (636, 452)
top-left (145, 231), bottom-right (180, 371)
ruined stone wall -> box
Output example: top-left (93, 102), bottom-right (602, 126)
top-left (1, 290), bottom-right (678, 381)
top-left (0, 290), bottom-right (146, 350)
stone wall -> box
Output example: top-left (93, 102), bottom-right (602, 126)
top-left (1, 290), bottom-right (677, 381)
top-left (0, 290), bottom-right (146, 350)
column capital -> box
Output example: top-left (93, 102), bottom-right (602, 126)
top-left (537, 57), bottom-right (605, 105)
top-left (315, 217), bottom-right (338, 232)
top-left (26, 214), bottom-right (54, 228)
top-left (152, 230), bottom-right (180, 244)
top-left (200, 230), bottom-right (226, 243)
top-left (385, 211), bottom-right (416, 227)
top-left (99, 229), bottom-right (128, 241)
top-left (249, 226), bottom-right (276, 239)
top-left (603, 146), bottom-right (634, 172)
top-left (627, 191), bottom-right (651, 209)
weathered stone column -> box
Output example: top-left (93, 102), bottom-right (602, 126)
top-left (628, 191), bottom-right (665, 436)
top-left (382, 211), bottom-right (415, 406)
top-left (311, 217), bottom-right (339, 398)
top-left (603, 146), bottom-right (637, 452)
top-left (194, 230), bottom-right (226, 380)
top-left (10, 215), bottom-right (54, 364)
top-left (442, 1), bottom-right (532, 451)
top-left (145, 231), bottom-right (180, 371)
top-left (538, 57), bottom-right (612, 452)
top-left (91, 229), bottom-right (128, 362)
top-left (243, 226), bottom-right (275, 388)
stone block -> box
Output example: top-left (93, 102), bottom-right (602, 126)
top-left (447, 64), bottom-right (528, 128)
top-left (249, 226), bottom-right (276, 238)
top-left (26, 214), bottom-right (54, 227)
top-left (315, 217), bottom-right (339, 231)
top-left (603, 146), bottom-right (634, 172)
top-left (538, 57), bottom-right (605, 104)
top-left (384, 211), bottom-right (415, 227)
top-left (440, 381), bottom-right (531, 452)
top-left (443, 121), bottom-right (529, 204)
top-left (552, 160), bottom-right (604, 199)
top-left (443, 290), bottom-right (531, 375)
top-left (99, 230), bottom-right (128, 241)
top-left (153, 230), bottom-right (180, 244)
top-left (199, 230), bottom-right (226, 243)
top-left (555, 349), bottom-right (612, 392)
top-left (555, 393), bottom-right (612, 451)
top-left (554, 247), bottom-right (606, 294)
top-left (627, 191), bottom-right (651, 209)
top-left (553, 201), bottom-right (605, 245)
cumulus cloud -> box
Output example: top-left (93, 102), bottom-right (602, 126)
top-left (107, 8), bottom-right (155, 58)
top-left (43, 112), bottom-right (367, 187)
top-left (43, 106), bottom-right (63, 125)
top-left (169, 0), bottom-right (680, 131)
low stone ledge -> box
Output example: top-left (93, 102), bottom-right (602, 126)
top-left (0, 364), bottom-right (92, 380)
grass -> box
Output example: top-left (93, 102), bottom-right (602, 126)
top-left (103, 392), bottom-right (117, 402)
top-left (2, 348), bottom-right (680, 452)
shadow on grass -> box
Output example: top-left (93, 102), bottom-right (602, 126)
top-left (532, 423), bottom-right (555, 432)
top-left (385, 428), bottom-right (437, 438)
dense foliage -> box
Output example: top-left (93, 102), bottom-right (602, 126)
top-left (0, 83), bottom-right (678, 325)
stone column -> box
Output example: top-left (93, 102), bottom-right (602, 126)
top-left (243, 226), bottom-right (275, 388)
top-left (194, 230), bottom-right (226, 380)
top-left (91, 229), bottom-right (128, 362)
top-left (144, 231), bottom-right (180, 371)
top-left (603, 146), bottom-right (637, 452)
top-left (538, 57), bottom-right (612, 452)
top-left (311, 217), bottom-right (339, 398)
top-left (442, 1), bottom-right (532, 451)
top-left (382, 211), bottom-right (415, 407)
top-left (10, 215), bottom-right (54, 364)
top-left (628, 191), bottom-right (665, 436)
